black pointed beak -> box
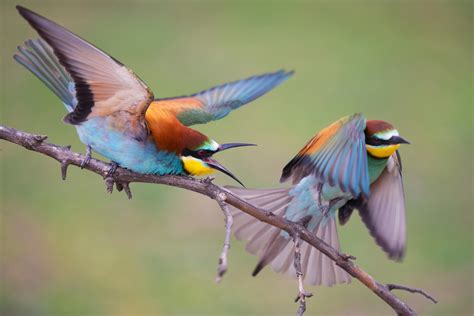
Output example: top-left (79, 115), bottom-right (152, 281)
top-left (218, 143), bottom-right (256, 152)
top-left (204, 142), bottom-right (255, 186)
top-left (391, 136), bottom-right (410, 145)
top-left (205, 158), bottom-right (246, 187)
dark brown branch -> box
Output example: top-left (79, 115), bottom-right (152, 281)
top-left (0, 124), bottom-right (437, 316)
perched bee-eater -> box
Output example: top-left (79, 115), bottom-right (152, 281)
top-left (14, 6), bottom-right (292, 185)
top-left (228, 114), bottom-right (409, 285)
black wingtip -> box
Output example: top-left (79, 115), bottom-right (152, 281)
top-left (280, 159), bottom-right (294, 183)
top-left (279, 174), bottom-right (289, 184)
top-left (16, 5), bottom-right (36, 19)
top-left (279, 154), bottom-right (306, 183)
top-left (251, 261), bottom-right (265, 277)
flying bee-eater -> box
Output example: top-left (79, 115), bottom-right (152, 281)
top-left (228, 114), bottom-right (410, 285)
top-left (14, 6), bottom-right (293, 185)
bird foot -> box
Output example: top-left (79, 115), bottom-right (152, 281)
top-left (103, 162), bottom-right (132, 199)
top-left (104, 177), bottom-right (133, 199)
top-left (80, 145), bottom-right (92, 169)
top-left (106, 161), bottom-right (119, 178)
top-left (297, 215), bottom-right (313, 228)
top-left (201, 176), bottom-right (215, 185)
top-left (116, 181), bottom-right (133, 199)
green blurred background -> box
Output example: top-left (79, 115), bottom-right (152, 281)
top-left (1, 1), bottom-right (472, 315)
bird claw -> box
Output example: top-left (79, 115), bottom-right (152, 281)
top-left (297, 215), bottom-right (313, 228)
top-left (106, 161), bottom-right (119, 178)
top-left (201, 176), bottom-right (215, 185)
top-left (102, 162), bottom-right (132, 199)
top-left (80, 146), bottom-right (92, 169)
top-left (105, 177), bottom-right (115, 194)
top-left (104, 177), bottom-right (132, 199)
top-left (117, 181), bottom-right (132, 199)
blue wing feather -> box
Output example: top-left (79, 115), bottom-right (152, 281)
top-left (14, 38), bottom-right (76, 111)
top-left (191, 70), bottom-right (294, 121)
top-left (282, 114), bottom-right (370, 198)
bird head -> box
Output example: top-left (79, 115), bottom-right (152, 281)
top-left (181, 139), bottom-right (255, 186)
top-left (365, 120), bottom-right (410, 158)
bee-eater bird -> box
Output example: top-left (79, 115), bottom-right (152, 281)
top-left (14, 6), bottom-right (293, 185)
top-left (228, 114), bottom-right (410, 285)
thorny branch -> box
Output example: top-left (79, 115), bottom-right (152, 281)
top-left (0, 124), bottom-right (437, 316)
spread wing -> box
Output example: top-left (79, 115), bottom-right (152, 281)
top-left (151, 70), bottom-right (293, 126)
top-left (358, 151), bottom-right (406, 260)
top-left (17, 6), bottom-right (153, 135)
top-left (281, 113), bottom-right (370, 198)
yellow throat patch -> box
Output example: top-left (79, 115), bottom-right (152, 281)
top-left (366, 144), bottom-right (400, 158)
top-left (182, 156), bottom-right (214, 176)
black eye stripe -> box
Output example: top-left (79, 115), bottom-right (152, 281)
top-left (365, 136), bottom-right (393, 146)
top-left (183, 148), bottom-right (214, 158)
top-left (200, 150), bottom-right (214, 158)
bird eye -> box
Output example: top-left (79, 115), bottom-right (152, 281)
top-left (198, 150), bottom-right (206, 157)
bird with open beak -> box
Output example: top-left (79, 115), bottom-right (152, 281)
top-left (14, 6), bottom-right (293, 185)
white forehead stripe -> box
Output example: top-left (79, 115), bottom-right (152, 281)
top-left (209, 140), bottom-right (219, 151)
top-left (374, 129), bottom-right (399, 140)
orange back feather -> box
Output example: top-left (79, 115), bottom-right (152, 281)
top-left (145, 100), bottom-right (207, 154)
top-left (297, 118), bottom-right (345, 156)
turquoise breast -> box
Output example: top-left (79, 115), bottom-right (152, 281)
top-left (75, 117), bottom-right (184, 175)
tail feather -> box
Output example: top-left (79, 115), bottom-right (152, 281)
top-left (14, 38), bottom-right (75, 110)
top-left (227, 186), bottom-right (351, 286)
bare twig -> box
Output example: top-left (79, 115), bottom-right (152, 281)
top-left (293, 234), bottom-right (313, 316)
top-left (215, 192), bottom-right (233, 283)
top-left (0, 124), bottom-right (437, 316)
top-left (387, 284), bottom-right (438, 304)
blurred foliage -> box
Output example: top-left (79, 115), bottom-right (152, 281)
top-left (1, 1), bottom-right (472, 315)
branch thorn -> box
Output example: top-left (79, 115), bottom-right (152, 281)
top-left (342, 253), bottom-right (357, 261)
top-left (60, 160), bottom-right (70, 180)
top-left (33, 134), bottom-right (47, 143)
